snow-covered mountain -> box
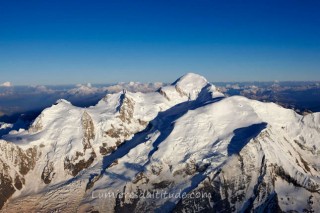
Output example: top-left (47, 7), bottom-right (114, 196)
top-left (0, 73), bottom-right (319, 212)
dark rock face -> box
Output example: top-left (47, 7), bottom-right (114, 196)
top-left (14, 175), bottom-right (24, 190)
top-left (117, 95), bottom-right (135, 124)
top-left (20, 147), bottom-right (38, 175)
top-left (173, 162), bottom-right (268, 212)
top-left (132, 172), bottom-right (149, 184)
top-left (64, 152), bottom-right (96, 177)
top-left (0, 173), bottom-right (15, 209)
top-left (99, 144), bottom-right (116, 156)
top-left (0, 141), bottom-right (39, 209)
top-left (101, 94), bottom-right (149, 157)
top-left (64, 111), bottom-right (97, 177)
top-left (41, 161), bottom-right (55, 184)
top-left (114, 187), bottom-right (141, 213)
top-left (105, 124), bottom-right (132, 140)
top-left (82, 111), bottom-right (95, 151)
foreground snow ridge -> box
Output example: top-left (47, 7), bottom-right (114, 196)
top-left (0, 73), bottom-right (320, 213)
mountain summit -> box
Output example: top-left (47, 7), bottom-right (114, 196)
top-left (158, 73), bottom-right (223, 102)
top-left (172, 72), bottom-right (208, 92)
top-left (0, 74), bottom-right (319, 212)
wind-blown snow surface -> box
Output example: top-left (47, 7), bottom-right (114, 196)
top-left (0, 73), bottom-right (320, 212)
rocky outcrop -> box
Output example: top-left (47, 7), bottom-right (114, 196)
top-left (41, 161), bottom-right (55, 184)
top-left (0, 140), bottom-right (39, 209)
top-left (99, 143), bottom-right (116, 155)
top-left (0, 173), bottom-right (15, 209)
top-left (101, 93), bottom-right (148, 156)
top-left (64, 111), bottom-right (97, 176)
top-left (117, 93), bottom-right (135, 124)
top-left (82, 111), bottom-right (95, 151)
top-left (64, 151), bottom-right (96, 177)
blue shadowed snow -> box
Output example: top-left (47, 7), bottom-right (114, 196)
top-left (228, 123), bottom-right (267, 156)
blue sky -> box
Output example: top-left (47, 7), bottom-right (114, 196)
top-left (0, 0), bottom-right (320, 85)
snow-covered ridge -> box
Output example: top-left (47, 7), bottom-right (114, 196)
top-left (0, 73), bottom-right (319, 212)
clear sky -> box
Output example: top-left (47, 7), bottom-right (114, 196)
top-left (0, 0), bottom-right (320, 85)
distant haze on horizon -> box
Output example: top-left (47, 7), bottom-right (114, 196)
top-left (2, 79), bottom-right (320, 88)
top-left (1, 0), bottom-right (320, 85)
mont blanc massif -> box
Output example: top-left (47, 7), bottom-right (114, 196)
top-left (0, 73), bottom-right (319, 213)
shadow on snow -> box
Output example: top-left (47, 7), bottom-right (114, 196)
top-left (227, 122), bottom-right (267, 156)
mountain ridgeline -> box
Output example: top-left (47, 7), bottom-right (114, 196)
top-left (0, 73), bottom-right (320, 212)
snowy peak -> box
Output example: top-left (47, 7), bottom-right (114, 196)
top-left (172, 72), bottom-right (208, 88)
top-left (172, 73), bottom-right (209, 99)
top-left (55, 99), bottom-right (72, 105)
top-left (159, 73), bottom-right (223, 102)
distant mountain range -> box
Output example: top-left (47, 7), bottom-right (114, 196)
top-left (0, 73), bottom-right (320, 212)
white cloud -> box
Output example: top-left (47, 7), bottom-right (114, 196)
top-left (68, 82), bottom-right (165, 96)
top-left (104, 82), bottom-right (164, 93)
top-left (0, 82), bottom-right (12, 87)
top-left (31, 85), bottom-right (55, 94)
top-left (68, 83), bottom-right (100, 95)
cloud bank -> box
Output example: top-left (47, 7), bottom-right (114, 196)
top-left (0, 82), bottom-right (12, 87)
